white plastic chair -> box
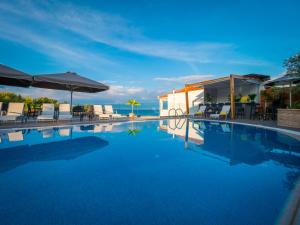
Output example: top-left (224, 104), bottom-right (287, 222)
top-left (210, 105), bottom-right (230, 120)
top-left (104, 105), bottom-right (125, 119)
top-left (0, 103), bottom-right (24, 122)
top-left (58, 104), bottom-right (72, 120)
top-left (37, 103), bottom-right (55, 121)
top-left (194, 105), bottom-right (206, 117)
top-left (94, 105), bottom-right (110, 119)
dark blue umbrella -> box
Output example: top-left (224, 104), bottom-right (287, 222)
top-left (264, 74), bottom-right (300, 107)
top-left (33, 72), bottom-right (109, 107)
top-left (0, 64), bottom-right (32, 87)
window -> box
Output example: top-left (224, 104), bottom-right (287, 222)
top-left (162, 101), bottom-right (168, 110)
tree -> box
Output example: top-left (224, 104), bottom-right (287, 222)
top-left (127, 99), bottom-right (141, 114)
top-left (284, 52), bottom-right (300, 76)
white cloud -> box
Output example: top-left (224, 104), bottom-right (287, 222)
top-left (154, 74), bottom-right (215, 83)
top-left (0, 0), bottom-right (269, 66)
top-left (104, 85), bottom-right (145, 97)
top-left (0, 1), bottom-right (115, 72)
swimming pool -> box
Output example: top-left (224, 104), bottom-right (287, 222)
top-left (0, 119), bottom-right (300, 225)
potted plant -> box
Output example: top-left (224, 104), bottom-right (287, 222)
top-left (127, 99), bottom-right (141, 119)
top-left (248, 94), bottom-right (257, 102)
top-left (235, 94), bottom-right (242, 102)
top-left (204, 93), bottom-right (212, 103)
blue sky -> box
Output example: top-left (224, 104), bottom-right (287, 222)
top-left (0, 0), bottom-right (299, 105)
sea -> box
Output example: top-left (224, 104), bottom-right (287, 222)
top-left (111, 103), bottom-right (159, 116)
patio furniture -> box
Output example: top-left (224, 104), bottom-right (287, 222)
top-left (93, 105), bottom-right (110, 120)
top-left (205, 104), bottom-right (216, 118)
top-left (73, 105), bottom-right (86, 121)
top-left (235, 103), bottom-right (245, 119)
top-left (217, 103), bottom-right (224, 113)
top-left (0, 102), bottom-right (24, 122)
top-left (251, 104), bottom-right (263, 120)
top-left (86, 105), bottom-right (94, 121)
top-left (194, 105), bottom-right (206, 118)
top-left (58, 104), bottom-right (72, 120)
top-left (104, 105), bottom-right (126, 119)
top-left (37, 103), bottom-right (55, 121)
top-left (210, 105), bottom-right (231, 120)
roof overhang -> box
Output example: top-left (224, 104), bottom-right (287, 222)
top-left (158, 86), bottom-right (203, 98)
top-left (185, 75), bottom-right (262, 89)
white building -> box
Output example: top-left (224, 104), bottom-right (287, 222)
top-left (158, 87), bottom-right (204, 117)
top-left (158, 74), bottom-right (270, 118)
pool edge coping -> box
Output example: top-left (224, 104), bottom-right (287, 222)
top-left (0, 118), bottom-right (300, 137)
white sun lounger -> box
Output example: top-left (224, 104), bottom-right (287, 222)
top-left (94, 105), bottom-right (110, 119)
top-left (37, 103), bottom-right (55, 121)
top-left (194, 105), bottom-right (206, 117)
top-left (58, 104), bottom-right (72, 120)
top-left (210, 105), bottom-right (230, 120)
top-left (0, 102), bottom-right (24, 122)
top-left (104, 105), bottom-right (126, 119)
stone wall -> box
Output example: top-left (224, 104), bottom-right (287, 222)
top-left (277, 109), bottom-right (300, 129)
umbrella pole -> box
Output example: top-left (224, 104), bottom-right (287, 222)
top-left (289, 81), bottom-right (292, 108)
top-left (70, 90), bottom-right (73, 111)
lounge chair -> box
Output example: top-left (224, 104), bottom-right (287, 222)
top-left (0, 102), bottom-right (24, 122)
top-left (58, 104), bottom-right (72, 120)
top-left (93, 105), bottom-right (110, 119)
top-left (37, 103), bottom-right (55, 121)
top-left (104, 105), bottom-right (126, 119)
top-left (210, 105), bottom-right (230, 120)
top-left (194, 105), bottom-right (206, 117)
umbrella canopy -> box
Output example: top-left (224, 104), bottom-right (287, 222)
top-left (264, 74), bottom-right (300, 86)
top-left (264, 74), bottom-right (300, 107)
top-left (0, 64), bottom-right (32, 87)
top-left (32, 72), bottom-right (109, 106)
top-left (32, 72), bottom-right (109, 93)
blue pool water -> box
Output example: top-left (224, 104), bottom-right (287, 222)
top-left (0, 119), bottom-right (300, 225)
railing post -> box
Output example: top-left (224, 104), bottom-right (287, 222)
top-left (230, 75), bottom-right (235, 120)
top-left (185, 88), bottom-right (189, 115)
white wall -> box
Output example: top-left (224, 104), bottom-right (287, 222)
top-left (159, 89), bottom-right (204, 116)
top-left (189, 90), bottom-right (204, 114)
top-left (159, 98), bottom-right (169, 117)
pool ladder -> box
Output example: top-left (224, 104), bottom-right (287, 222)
top-left (168, 108), bottom-right (184, 118)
